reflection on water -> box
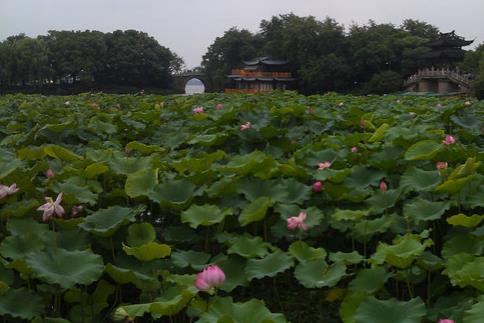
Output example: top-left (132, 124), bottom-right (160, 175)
top-left (185, 84), bottom-right (205, 95)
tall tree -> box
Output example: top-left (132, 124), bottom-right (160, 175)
top-left (202, 28), bottom-right (261, 90)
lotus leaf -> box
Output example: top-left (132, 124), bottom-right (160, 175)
top-left (197, 297), bottom-right (287, 323)
top-left (78, 206), bottom-right (140, 237)
top-left (246, 251), bottom-right (294, 280)
top-left (26, 248), bottom-right (103, 289)
top-left (355, 297), bottom-right (426, 323)
top-left (181, 204), bottom-right (233, 228)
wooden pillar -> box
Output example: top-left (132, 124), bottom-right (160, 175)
top-left (418, 80), bottom-right (431, 92)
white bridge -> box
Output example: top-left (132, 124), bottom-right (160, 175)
top-left (404, 67), bottom-right (472, 94)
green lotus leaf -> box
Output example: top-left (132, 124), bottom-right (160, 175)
top-left (447, 214), bottom-right (484, 228)
top-left (220, 151), bottom-right (269, 175)
top-left (125, 141), bottom-right (164, 154)
top-left (148, 180), bottom-right (197, 209)
top-left (403, 197), bottom-right (450, 224)
top-left (0, 198), bottom-right (39, 218)
top-left (294, 260), bottom-right (346, 288)
top-left (217, 256), bottom-right (249, 292)
top-left (366, 189), bottom-right (400, 211)
top-left (236, 178), bottom-right (287, 202)
top-left (448, 157), bottom-right (481, 180)
top-left (188, 134), bottom-right (226, 146)
top-left (6, 217), bottom-right (49, 235)
top-left (340, 292), bottom-right (368, 323)
top-left (0, 288), bottom-right (43, 319)
top-left (368, 123), bottom-right (390, 142)
top-left (123, 242), bottom-right (171, 262)
top-left (43, 145), bottom-right (83, 161)
top-left (435, 175), bottom-right (476, 194)
top-left (227, 235), bottom-right (271, 258)
top-left (17, 146), bottom-right (45, 160)
top-left (117, 285), bottom-right (196, 318)
top-left (355, 297), bottom-right (426, 323)
top-left (329, 251), bottom-right (364, 265)
top-left (349, 267), bottom-right (391, 294)
top-left (371, 235), bottom-right (430, 269)
top-left (331, 209), bottom-right (370, 222)
top-left (54, 180), bottom-right (98, 205)
top-left (442, 233), bottom-right (484, 258)
top-left (246, 251), bottom-right (294, 280)
top-left (314, 168), bottom-right (351, 183)
top-left (26, 249), bottom-right (103, 289)
top-left (399, 167), bottom-right (441, 193)
top-left (0, 158), bottom-right (21, 179)
top-left (0, 231), bottom-right (54, 260)
top-left (463, 296), bottom-right (484, 323)
top-left (171, 250), bottom-right (211, 270)
top-left (108, 155), bottom-right (153, 175)
top-left (351, 214), bottom-right (396, 242)
top-left (181, 204), bottom-right (232, 228)
top-left (84, 162), bottom-right (109, 179)
top-left (304, 148), bottom-right (337, 166)
top-left (127, 223), bottom-right (156, 247)
top-left (173, 150), bottom-right (225, 173)
top-left (344, 166), bottom-right (385, 189)
top-left (239, 197), bottom-right (272, 226)
top-left (197, 297), bottom-right (287, 323)
top-left (280, 178), bottom-right (312, 204)
top-left (104, 263), bottom-right (159, 290)
top-left (443, 254), bottom-right (484, 291)
top-left (78, 206), bottom-right (141, 237)
top-left (404, 140), bottom-right (442, 161)
top-left (125, 168), bottom-right (158, 198)
top-left (288, 241), bottom-right (327, 262)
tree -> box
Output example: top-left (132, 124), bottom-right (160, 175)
top-left (202, 28), bottom-right (261, 90)
top-left (259, 15), bottom-right (350, 93)
top-left (97, 30), bottom-right (180, 87)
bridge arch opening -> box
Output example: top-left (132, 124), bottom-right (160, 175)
top-left (185, 78), bottom-right (206, 95)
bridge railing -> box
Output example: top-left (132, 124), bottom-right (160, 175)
top-left (404, 67), bottom-right (472, 86)
top-left (230, 70), bottom-right (292, 78)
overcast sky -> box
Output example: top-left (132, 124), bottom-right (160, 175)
top-left (1, 0), bottom-right (482, 68)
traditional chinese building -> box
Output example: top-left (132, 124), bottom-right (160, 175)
top-left (404, 31), bottom-right (474, 93)
top-left (225, 57), bottom-right (296, 93)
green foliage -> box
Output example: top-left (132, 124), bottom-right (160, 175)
top-left (0, 92), bottom-right (482, 322)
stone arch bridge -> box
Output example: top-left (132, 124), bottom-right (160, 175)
top-left (172, 73), bottom-right (213, 93)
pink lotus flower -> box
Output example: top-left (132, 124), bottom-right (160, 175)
top-left (359, 119), bottom-right (366, 129)
top-left (442, 135), bottom-right (456, 145)
top-left (435, 103), bottom-right (442, 110)
top-left (194, 264), bottom-right (225, 292)
top-left (46, 169), bottom-right (55, 179)
top-left (318, 161), bottom-right (332, 170)
top-left (240, 121), bottom-right (251, 131)
top-left (338, 102), bottom-right (344, 107)
top-left (307, 106), bottom-right (315, 114)
top-left (436, 161), bottom-right (448, 170)
top-left (215, 103), bottom-right (224, 110)
top-left (71, 205), bottom-right (84, 217)
top-left (351, 146), bottom-right (358, 153)
top-left (312, 181), bottom-right (324, 192)
top-left (37, 192), bottom-right (65, 222)
top-left (464, 101), bottom-right (471, 106)
top-left (287, 212), bottom-right (309, 231)
top-left (379, 180), bottom-right (388, 192)
top-left (192, 106), bottom-right (204, 114)
top-left (437, 319), bottom-right (454, 323)
top-left (0, 183), bottom-right (19, 199)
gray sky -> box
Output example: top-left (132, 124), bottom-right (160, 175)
top-left (1, 0), bottom-right (482, 68)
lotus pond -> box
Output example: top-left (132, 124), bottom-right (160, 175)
top-left (0, 92), bottom-right (483, 322)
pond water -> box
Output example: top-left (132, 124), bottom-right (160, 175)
top-left (185, 78), bottom-right (205, 95)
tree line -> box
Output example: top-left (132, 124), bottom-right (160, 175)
top-left (1, 16), bottom-right (483, 97)
top-left (202, 15), bottom-right (483, 97)
top-left (0, 30), bottom-right (183, 90)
